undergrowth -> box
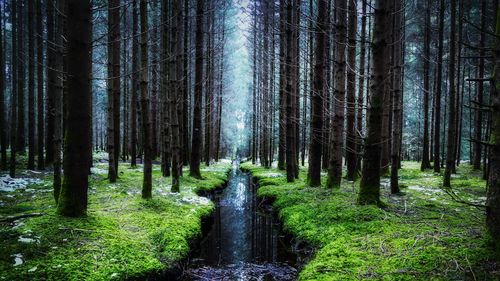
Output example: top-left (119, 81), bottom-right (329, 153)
top-left (241, 161), bottom-right (499, 281)
top-left (0, 162), bottom-right (230, 281)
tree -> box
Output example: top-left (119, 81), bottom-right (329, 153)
top-left (9, 0), bottom-right (18, 177)
top-left (130, 0), bottom-right (138, 167)
top-left (107, 0), bottom-right (121, 182)
top-left (358, 0), bottom-right (390, 205)
top-left (390, 0), bottom-right (404, 194)
top-left (420, 0), bottom-right (432, 171)
top-left (45, 0), bottom-right (55, 167)
top-left (327, 0), bottom-right (347, 189)
top-left (170, 0), bottom-right (183, 192)
top-left (278, 0), bottom-right (286, 170)
top-left (17, 0), bottom-right (25, 155)
top-left (140, 0), bottom-right (153, 199)
top-left (190, 0), bottom-right (205, 179)
top-left (473, 0), bottom-right (487, 170)
top-left (0, 1), bottom-right (6, 171)
top-left (57, 0), bottom-right (93, 217)
top-left (443, 0), bottom-right (457, 187)
top-left (356, 0), bottom-right (368, 175)
top-left (433, 0), bottom-right (445, 173)
top-left (487, 1), bottom-right (500, 250)
top-left (36, 0), bottom-right (44, 170)
top-left (28, 0), bottom-right (36, 170)
top-left (285, 0), bottom-right (298, 182)
top-left (307, 0), bottom-right (327, 187)
top-left (345, 0), bottom-right (358, 181)
top-left (53, 0), bottom-right (65, 203)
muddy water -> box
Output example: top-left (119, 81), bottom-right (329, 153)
top-left (181, 164), bottom-right (298, 280)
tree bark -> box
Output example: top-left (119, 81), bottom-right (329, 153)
top-left (390, 0), bottom-right (403, 194)
top-left (327, 0), bottom-right (347, 189)
top-left (473, 0), bottom-right (487, 170)
top-left (0, 2), bottom-right (6, 170)
top-left (420, 0), bottom-right (432, 171)
top-left (190, 0), bottom-right (205, 179)
top-left (278, 0), bottom-right (286, 170)
top-left (57, 0), bottom-right (92, 217)
top-left (28, 0), bottom-right (36, 170)
top-left (107, 0), bottom-right (121, 182)
top-left (486, 1), bottom-right (500, 249)
top-left (140, 0), bottom-right (152, 198)
top-left (17, 0), bottom-right (25, 154)
top-left (346, 0), bottom-right (358, 181)
top-left (356, 0), bottom-right (368, 176)
top-left (36, 0), bottom-right (44, 170)
top-left (444, 0), bottom-right (458, 187)
top-left (130, 0), bottom-right (138, 167)
top-left (307, 0), bottom-right (327, 187)
top-left (433, 0), bottom-right (445, 173)
top-left (9, 0), bottom-right (17, 177)
top-left (45, 0), bottom-right (55, 167)
top-left (358, 0), bottom-right (390, 205)
top-left (170, 0), bottom-right (182, 193)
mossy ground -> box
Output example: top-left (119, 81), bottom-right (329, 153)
top-left (0, 160), bottom-right (230, 281)
top-left (241, 161), bottom-right (500, 281)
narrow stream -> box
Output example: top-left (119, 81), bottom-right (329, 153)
top-left (181, 162), bottom-right (298, 280)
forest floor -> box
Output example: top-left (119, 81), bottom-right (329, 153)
top-left (241, 161), bottom-right (500, 281)
top-left (0, 154), bottom-right (231, 281)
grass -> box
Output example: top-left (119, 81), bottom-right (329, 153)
top-left (0, 160), bottom-right (231, 281)
top-left (241, 161), bottom-right (499, 281)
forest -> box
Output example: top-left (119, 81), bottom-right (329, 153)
top-left (0, 0), bottom-right (500, 280)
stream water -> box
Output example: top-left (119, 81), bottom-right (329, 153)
top-left (181, 162), bottom-right (298, 280)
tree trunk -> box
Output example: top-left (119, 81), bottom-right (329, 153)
top-left (36, 0), bottom-right (44, 170)
top-left (45, 0), bottom-right (55, 168)
top-left (57, 0), bottom-right (92, 217)
top-left (433, 0), bottom-right (445, 173)
top-left (278, 0), bottom-right (286, 170)
top-left (140, 0), bottom-right (152, 198)
top-left (107, 0), bottom-right (121, 182)
top-left (0, 2), bottom-right (6, 171)
top-left (327, 0), bottom-right (347, 189)
top-left (285, 0), bottom-right (297, 182)
top-left (486, 1), bottom-right (500, 249)
top-left (443, 0), bottom-right (457, 187)
top-left (53, 0), bottom-right (65, 203)
top-left (345, 0), bottom-right (358, 181)
top-left (189, 0), bottom-right (205, 179)
top-left (421, 0), bottom-right (432, 171)
top-left (9, 0), bottom-right (17, 177)
top-left (28, 0), bottom-right (36, 170)
top-left (307, 0), bottom-right (327, 187)
top-left (356, 0), bottom-right (368, 176)
top-left (358, 0), bottom-right (390, 205)
top-left (182, 0), bottom-right (190, 166)
top-left (390, 0), bottom-right (403, 194)
top-left (17, 0), bottom-right (25, 155)
top-left (170, 0), bottom-right (182, 193)
top-left (473, 0), bottom-right (487, 170)
top-left (130, 0), bottom-right (138, 167)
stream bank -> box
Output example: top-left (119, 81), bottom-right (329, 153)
top-left (178, 162), bottom-right (308, 281)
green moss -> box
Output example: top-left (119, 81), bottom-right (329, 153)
top-left (0, 162), bottom-right (231, 281)
top-left (242, 161), bottom-right (499, 280)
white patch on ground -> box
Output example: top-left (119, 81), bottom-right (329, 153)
top-left (90, 167), bottom-right (107, 175)
top-left (0, 175), bottom-right (42, 192)
top-left (179, 195), bottom-right (211, 206)
top-left (407, 185), bottom-right (441, 195)
top-left (260, 172), bottom-right (284, 178)
top-left (28, 266), bottom-right (37, 272)
top-left (12, 254), bottom-right (23, 266)
top-left (18, 236), bottom-right (36, 243)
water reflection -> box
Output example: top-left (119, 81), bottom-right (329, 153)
top-left (182, 163), bottom-right (297, 280)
